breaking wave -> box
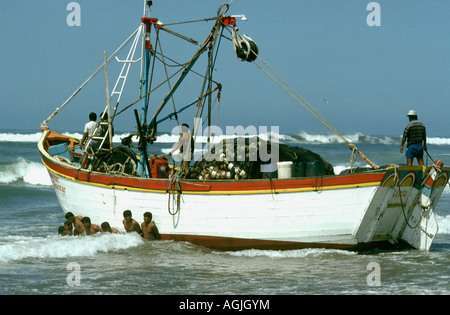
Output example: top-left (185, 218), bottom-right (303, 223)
top-left (0, 233), bottom-right (144, 263)
top-left (224, 248), bottom-right (357, 259)
top-left (2, 131), bottom-right (450, 145)
top-left (0, 158), bottom-right (52, 186)
top-left (436, 214), bottom-right (450, 234)
top-left (288, 132), bottom-right (450, 146)
top-left (0, 131), bottom-right (133, 144)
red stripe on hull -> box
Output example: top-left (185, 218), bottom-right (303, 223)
top-left (160, 234), bottom-right (405, 251)
top-left (41, 154), bottom-right (385, 193)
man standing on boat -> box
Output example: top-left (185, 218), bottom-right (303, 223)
top-left (400, 110), bottom-right (427, 166)
top-left (80, 112), bottom-right (99, 168)
top-left (168, 123), bottom-right (194, 176)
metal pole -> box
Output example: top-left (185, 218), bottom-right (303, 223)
top-left (104, 51), bottom-right (113, 150)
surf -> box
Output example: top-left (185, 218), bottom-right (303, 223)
top-left (0, 233), bottom-right (144, 263)
top-left (0, 158), bottom-right (52, 186)
top-left (3, 130), bottom-right (450, 145)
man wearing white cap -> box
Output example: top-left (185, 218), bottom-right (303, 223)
top-left (400, 110), bottom-right (427, 166)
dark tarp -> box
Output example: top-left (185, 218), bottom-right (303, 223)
top-left (187, 136), bottom-right (334, 180)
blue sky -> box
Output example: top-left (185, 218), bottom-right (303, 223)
top-left (1, 0), bottom-right (449, 137)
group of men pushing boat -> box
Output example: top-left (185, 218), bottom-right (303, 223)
top-left (58, 210), bottom-right (160, 240)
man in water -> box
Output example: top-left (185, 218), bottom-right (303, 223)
top-left (101, 222), bottom-right (119, 234)
top-left (141, 212), bottom-right (161, 240)
top-left (65, 212), bottom-right (86, 236)
top-left (62, 220), bottom-right (75, 236)
top-left (81, 217), bottom-right (102, 235)
top-left (122, 210), bottom-right (143, 236)
top-left (400, 110), bottom-right (427, 166)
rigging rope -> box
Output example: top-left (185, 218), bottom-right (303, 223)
top-left (112, 66), bottom-right (185, 119)
top-left (250, 52), bottom-right (378, 169)
top-left (392, 164), bottom-right (437, 239)
top-left (157, 34), bottom-right (180, 127)
top-left (393, 165), bottom-right (424, 230)
top-left (166, 2), bottom-right (231, 215)
top-left (221, 22), bottom-right (377, 169)
top-left (41, 26), bottom-right (142, 126)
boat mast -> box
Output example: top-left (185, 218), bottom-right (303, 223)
top-left (137, 0), bottom-right (157, 177)
top-left (103, 51), bottom-right (113, 150)
top-left (135, 1), bottom-right (231, 177)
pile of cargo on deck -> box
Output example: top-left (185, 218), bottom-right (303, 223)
top-left (187, 136), bottom-right (334, 180)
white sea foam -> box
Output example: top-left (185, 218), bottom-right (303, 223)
top-left (225, 248), bottom-right (356, 259)
top-left (0, 132), bottom-right (134, 144)
top-left (290, 131), bottom-right (401, 145)
top-left (334, 164), bottom-right (351, 174)
top-left (2, 131), bottom-right (450, 146)
top-left (0, 158), bottom-right (52, 186)
top-left (428, 137), bottom-right (450, 146)
top-left (0, 233), bottom-right (144, 263)
top-left (0, 132), bottom-right (43, 142)
top-left (436, 215), bottom-right (450, 234)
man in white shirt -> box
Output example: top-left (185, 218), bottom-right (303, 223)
top-left (80, 112), bottom-right (98, 168)
top-left (80, 112), bottom-right (97, 147)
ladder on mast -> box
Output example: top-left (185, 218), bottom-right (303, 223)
top-left (81, 26), bottom-right (143, 169)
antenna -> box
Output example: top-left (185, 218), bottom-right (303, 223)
top-left (231, 14), bottom-right (247, 21)
top-left (143, 0), bottom-right (152, 17)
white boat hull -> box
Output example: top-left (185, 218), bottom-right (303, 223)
top-left (50, 171), bottom-right (376, 246)
top-left (40, 130), bottom-right (448, 251)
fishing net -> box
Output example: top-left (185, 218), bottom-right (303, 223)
top-left (187, 136), bottom-right (334, 180)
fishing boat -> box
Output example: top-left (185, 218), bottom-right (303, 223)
top-left (38, 2), bottom-right (449, 251)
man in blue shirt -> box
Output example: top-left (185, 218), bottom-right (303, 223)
top-left (400, 110), bottom-right (427, 166)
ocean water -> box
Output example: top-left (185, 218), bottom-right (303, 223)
top-left (0, 128), bottom-right (449, 296)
